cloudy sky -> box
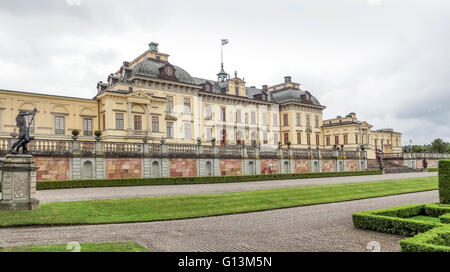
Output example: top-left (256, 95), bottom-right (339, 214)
top-left (0, 0), bottom-right (449, 145)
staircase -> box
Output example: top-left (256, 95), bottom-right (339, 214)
top-left (368, 159), bottom-right (420, 173)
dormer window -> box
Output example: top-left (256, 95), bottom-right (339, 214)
top-left (204, 82), bottom-right (212, 92)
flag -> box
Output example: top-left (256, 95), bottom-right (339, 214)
top-left (221, 39), bottom-right (229, 46)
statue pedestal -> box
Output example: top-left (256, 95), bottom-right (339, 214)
top-left (0, 154), bottom-right (39, 210)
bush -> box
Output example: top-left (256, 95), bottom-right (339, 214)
top-left (352, 204), bottom-right (443, 237)
top-left (441, 213), bottom-right (450, 224)
top-left (427, 168), bottom-right (438, 172)
top-left (400, 225), bottom-right (450, 252)
top-left (439, 159), bottom-right (450, 204)
top-left (424, 203), bottom-right (450, 217)
top-left (35, 170), bottom-right (382, 190)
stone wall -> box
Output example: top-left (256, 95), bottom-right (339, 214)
top-left (345, 160), bottom-right (358, 172)
top-left (322, 159), bottom-right (336, 172)
top-left (170, 158), bottom-right (197, 177)
top-left (260, 159), bottom-right (279, 174)
top-left (294, 159), bottom-right (309, 173)
top-left (219, 159), bottom-right (242, 176)
top-left (105, 158), bottom-right (142, 179)
top-left (34, 157), bottom-right (70, 181)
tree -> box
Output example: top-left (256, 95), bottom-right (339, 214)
top-left (429, 138), bottom-right (450, 153)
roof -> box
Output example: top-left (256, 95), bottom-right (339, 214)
top-left (270, 87), bottom-right (322, 106)
top-left (131, 58), bottom-right (196, 84)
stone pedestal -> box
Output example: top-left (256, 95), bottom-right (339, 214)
top-left (0, 154), bottom-right (39, 210)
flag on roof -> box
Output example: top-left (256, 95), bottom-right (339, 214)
top-left (221, 39), bottom-right (229, 45)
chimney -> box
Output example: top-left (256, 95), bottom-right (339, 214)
top-left (262, 85), bottom-right (268, 91)
top-left (123, 61), bottom-right (130, 67)
top-left (284, 76), bottom-right (291, 83)
top-left (149, 42), bottom-right (159, 52)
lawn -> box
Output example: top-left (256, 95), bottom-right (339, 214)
top-left (409, 215), bottom-right (442, 224)
top-left (0, 176), bottom-right (437, 228)
top-left (0, 241), bottom-right (149, 252)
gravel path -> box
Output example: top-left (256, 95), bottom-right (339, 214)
top-left (37, 172), bottom-right (436, 203)
top-left (0, 190), bottom-right (438, 252)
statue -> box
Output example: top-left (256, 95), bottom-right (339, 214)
top-left (9, 108), bottom-right (37, 154)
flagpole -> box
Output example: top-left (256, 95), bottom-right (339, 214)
top-left (220, 40), bottom-right (224, 69)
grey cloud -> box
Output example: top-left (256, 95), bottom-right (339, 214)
top-left (0, 0), bottom-right (449, 144)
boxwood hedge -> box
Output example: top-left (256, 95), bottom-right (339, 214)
top-left (439, 159), bottom-right (450, 204)
top-left (30, 170), bottom-right (381, 191)
top-left (353, 203), bottom-right (450, 251)
top-left (400, 225), bottom-right (450, 252)
top-left (352, 204), bottom-right (442, 237)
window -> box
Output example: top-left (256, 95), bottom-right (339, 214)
top-left (273, 114), bottom-right (278, 127)
top-left (344, 135), bottom-right (348, 144)
top-left (296, 113), bottom-right (301, 126)
top-left (355, 134), bottom-right (359, 144)
top-left (316, 134), bottom-right (320, 145)
top-left (263, 132), bottom-right (268, 145)
top-left (283, 113), bottom-right (288, 126)
top-left (183, 98), bottom-right (191, 114)
top-left (315, 116), bottom-right (319, 128)
top-left (375, 139), bottom-right (378, 150)
top-left (134, 115), bottom-right (142, 130)
top-left (297, 132), bottom-right (302, 144)
top-left (115, 113), bottom-right (124, 129)
top-left (152, 116), bottom-right (159, 132)
top-left (307, 133), bottom-right (311, 145)
top-left (166, 96), bottom-right (173, 112)
top-left (335, 135), bottom-right (339, 145)
top-left (306, 115), bottom-right (311, 127)
top-left (220, 107), bottom-right (226, 121)
top-left (251, 111), bottom-right (256, 124)
top-left (284, 132), bottom-right (289, 145)
top-left (83, 118), bottom-right (92, 136)
top-left (25, 114), bottom-right (35, 133)
top-left (236, 109), bottom-right (241, 123)
top-left (262, 112), bottom-right (267, 126)
top-left (205, 105), bottom-right (212, 120)
top-left (55, 116), bottom-right (65, 134)
top-left (205, 127), bottom-right (212, 141)
top-left (235, 86), bottom-right (239, 95)
top-left (273, 132), bottom-right (279, 145)
top-left (102, 114), bottom-right (106, 130)
top-left (326, 136), bottom-right (330, 145)
top-left (184, 123), bottom-right (191, 139)
top-left (166, 122), bottom-right (174, 138)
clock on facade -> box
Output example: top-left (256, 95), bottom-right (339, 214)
top-left (164, 66), bottom-right (174, 76)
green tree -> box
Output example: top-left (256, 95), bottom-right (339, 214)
top-left (429, 138), bottom-right (450, 153)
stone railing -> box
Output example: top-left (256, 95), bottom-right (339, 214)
top-left (0, 136), bottom-right (368, 160)
top-left (403, 153), bottom-right (450, 159)
top-left (167, 144), bottom-right (198, 157)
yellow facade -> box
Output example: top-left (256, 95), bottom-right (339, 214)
top-left (0, 42), bottom-right (401, 158)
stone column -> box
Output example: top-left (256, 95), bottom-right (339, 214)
top-left (146, 103), bottom-right (152, 137)
top-left (127, 101), bottom-right (132, 135)
top-left (0, 154), bottom-right (39, 210)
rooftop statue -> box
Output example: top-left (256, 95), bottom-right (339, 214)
top-left (10, 108), bottom-right (37, 154)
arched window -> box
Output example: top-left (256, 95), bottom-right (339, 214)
top-left (236, 130), bottom-right (243, 145)
top-left (152, 161), bottom-right (160, 178)
top-left (205, 161), bottom-right (212, 176)
top-left (82, 161), bottom-right (94, 179)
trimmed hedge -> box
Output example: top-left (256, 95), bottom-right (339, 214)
top-left (441, 213), bottom-right (450, 224)
top-left (427, 168), bottom-right (438, 172)
top-left (400, 225), bottom-right (450, 252)
top-left (33, 170), bottom-right (381, 190)
top-left (424, 203), bottom-right (450, 217)
top-left (352, 204), bottom-right (442, 237)
top-left (439, 159), bottom-right (450, 204)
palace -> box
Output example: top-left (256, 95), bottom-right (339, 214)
top-left (0, 42), bottom-right (401, 160)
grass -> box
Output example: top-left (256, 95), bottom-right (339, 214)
top-left (409, 215), bottom-right (442, 224)
top-left (0, 241), bottom-right (149, 252)
top-left (0, 176), bottom-right (437, 228)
